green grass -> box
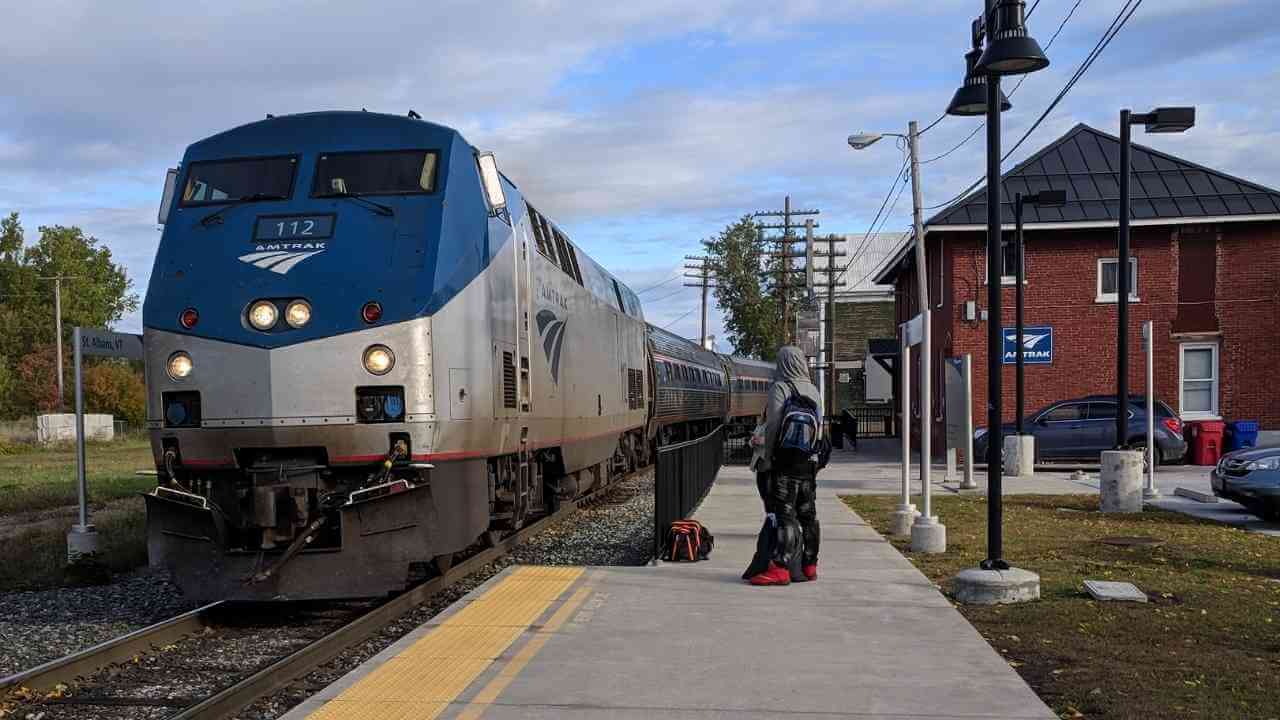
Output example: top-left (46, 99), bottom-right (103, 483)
top-left (0, 500), bottom-right (148, 591)
top-left (0, 438), bottom-right (155, 590)
top-left (0, 437), bottom-right (154, 514)
top-left (843, 494), bottom-right (1280, 720)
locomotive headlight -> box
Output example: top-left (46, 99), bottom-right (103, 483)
top-left (362, 345), bottom-right (394, 375)
top-left (285, 299), bottom-right (312, 328)
top-left (248, 300), bottom-right (278, 330)
top-left (167, 351), bottom-right (193, 380)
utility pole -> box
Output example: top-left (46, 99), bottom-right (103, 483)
top-left (683, 256), bottom-right (717, 348)
top-left (754, 195), bottom-right (819, 346)
top-left (38, 275), bottom-right (77, 411)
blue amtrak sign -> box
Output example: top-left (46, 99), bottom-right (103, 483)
top-left (1002, 326), bottom-right (1053, 365)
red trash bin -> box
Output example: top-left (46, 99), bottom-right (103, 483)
top-left (1189, 420), bottom-right (1225, 466)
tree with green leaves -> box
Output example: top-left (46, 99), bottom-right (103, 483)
top-left (0, 213), bottom-right (139, 416)
top-left (702, 216), bottom-right (784, 360)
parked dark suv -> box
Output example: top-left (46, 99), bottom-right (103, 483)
top-left (973, 395), bottom-right (1188, 465)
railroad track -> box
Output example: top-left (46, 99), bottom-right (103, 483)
top-left (1, 469), bottom-right (647, 720)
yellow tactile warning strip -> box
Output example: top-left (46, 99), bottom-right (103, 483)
top-left (454, 579), bottom-right (595, 719)
top-left (304, 565), bottom-right (583, 720)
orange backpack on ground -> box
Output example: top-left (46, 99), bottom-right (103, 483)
top-left (666, 519), bottom-right (714, 561)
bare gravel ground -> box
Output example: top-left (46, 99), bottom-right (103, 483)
top-left (3, 469), bottom-right (654, 720)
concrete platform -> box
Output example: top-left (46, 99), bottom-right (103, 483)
top-left (283, 466), bottom-right (1055, 719)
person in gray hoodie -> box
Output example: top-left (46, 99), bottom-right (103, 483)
top-left (748, 345), bottom-right (823, 586)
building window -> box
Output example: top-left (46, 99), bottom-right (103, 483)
top-left (1096, 257), bottom-right (1139, 303)
top-left (1179, 342), bottom-right (1219, 419)
top-left (983, 234), bottom-right (1021, 285)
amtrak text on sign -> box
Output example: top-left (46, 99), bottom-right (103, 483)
top-left (1002, 326), bottom-right (1053, 365)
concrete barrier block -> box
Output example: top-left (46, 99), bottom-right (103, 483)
top-left (36, 413), bottom-right (114, 443)
top-left (1100, 450), bottom-right (1143, 513)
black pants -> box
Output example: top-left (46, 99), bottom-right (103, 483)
top-left (757, 468), bottom-right (820, 567)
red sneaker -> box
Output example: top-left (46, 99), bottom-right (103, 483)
top-left (748, 562), bottom-right (792, 586)
top-left (802, 564), bottom-right (818, 581)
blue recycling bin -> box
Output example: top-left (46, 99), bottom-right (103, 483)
top-left (1225, 420), bottom-right (1259, 451)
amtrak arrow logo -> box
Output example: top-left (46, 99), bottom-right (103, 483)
top-left (238, 243), bottom-right (326, 274)
top-left (1004, 332), bottom-right (1050, 349)
top-left (536, 309), bottom-right (567, 383)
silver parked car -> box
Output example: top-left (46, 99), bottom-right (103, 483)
top-left (1211, 446), bottom-right (1280, 521)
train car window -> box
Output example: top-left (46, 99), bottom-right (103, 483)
top-left (180, 155), bottom-right (297, 206)
top-left (312, 150), bottom-right (437, 196)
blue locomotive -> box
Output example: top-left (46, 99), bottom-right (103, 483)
top-left (144, 111), bottom-right (771, 601)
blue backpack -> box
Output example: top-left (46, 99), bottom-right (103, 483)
top-left (774, 381), bottom-right (822, 472)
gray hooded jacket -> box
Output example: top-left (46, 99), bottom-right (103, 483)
top-left (760, 345), bottom-right (822, 472)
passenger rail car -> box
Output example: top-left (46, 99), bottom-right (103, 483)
top-left (143, 111), bottom-right (770, 602)
top-left (725, 356), bottom-right (773, 436)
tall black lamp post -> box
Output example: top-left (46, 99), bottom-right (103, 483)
top-left (1114, 107), bottom-right (1195, 448)
top-left (1013, 190), bottom-right (1066, 434)
top-left (950, 0), bottom-right (1049, 571)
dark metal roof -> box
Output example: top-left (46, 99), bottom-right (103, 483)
top-left (927, 123), bottom-right (1280, 226)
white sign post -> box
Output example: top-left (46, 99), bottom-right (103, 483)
top-left (1142, 321), bottom-right (1159, 498)
top-left (67, 327), bottom-right (143, 563)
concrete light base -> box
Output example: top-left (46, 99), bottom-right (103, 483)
top-left (910, 516), bottom-right (946, 554)
top-left (952, 567), bottom-right (1040, 605)
top-left (66, 524), bottom-right (99, 563)
top-left (1142, 485), bottom-right (1163, 500)
top-left (1002, 435), bottom-right (1035, 478)
top-left (1100, 450), bottom-right (1144, 513)
top-left (890, 504), bottom-right (918, 537)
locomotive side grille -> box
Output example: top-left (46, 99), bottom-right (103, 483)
top-left (627, 368), bottom-right (643, 410)
top-left (503, 351), bottom-right (518, 409)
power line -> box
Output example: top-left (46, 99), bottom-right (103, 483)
top-left (923, 0), bottom-right (1142, 211)
top-left (634, 273), bottom-right (681, 295)
top-left (834, 167), bottom-right (911, 287)
top-left (838, 157), bottom-right (909, 279)
top-left (644, 285), bottom-right (690, 305)
top-left (662, 306), bottom-right (697, 330)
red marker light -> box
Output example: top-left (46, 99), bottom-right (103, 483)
top-left (179, 308), bottom-right (199, 329)
top-left (361, 301), bottom-right (383, 324)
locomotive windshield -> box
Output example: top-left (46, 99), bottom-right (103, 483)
top-left (180, 156), bottom-right (297, 205)
top-left (312, 150), bottom-right (438, 196)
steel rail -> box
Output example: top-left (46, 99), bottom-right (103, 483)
top-left (0, 601), bottom-right (226, 696)
top-left (167, 471), bottom-right (639, 720)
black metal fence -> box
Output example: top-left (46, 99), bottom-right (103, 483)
top-left (654, 425), bottom-right (724, 560)
top-left (723, 433), bottom-right (752, 465)
top-left (841, 406), bottom-right (895, 440)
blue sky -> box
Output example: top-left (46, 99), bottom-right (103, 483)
top-left (2, 0), bottom-right (1277, 349)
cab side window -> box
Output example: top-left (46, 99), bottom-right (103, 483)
top-left (527, 206), bottom-right (557, 266)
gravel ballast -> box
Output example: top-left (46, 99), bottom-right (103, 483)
top-left (0, 571), bottom-right (193, 677)
top-left (3, 469), bottom-right (656, 720)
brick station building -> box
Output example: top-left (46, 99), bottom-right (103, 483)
top-left (875, 124), bottom-right (1280, 452)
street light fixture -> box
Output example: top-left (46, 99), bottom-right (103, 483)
top-left (847, 133), bottom-right (887, 150)
top-left (1114, 106), bottom-right (1195, 448)
top-left (967, 0), bottom-right (1050, 578)
top-left (850, 122), bottom-right (948, 552)
top-left (947, 48), bottom-right (1013, 117)
top-left (1013, 190), bottom-right (1066, 438)
top-left (975, 0), bottom-right (1050, 75)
